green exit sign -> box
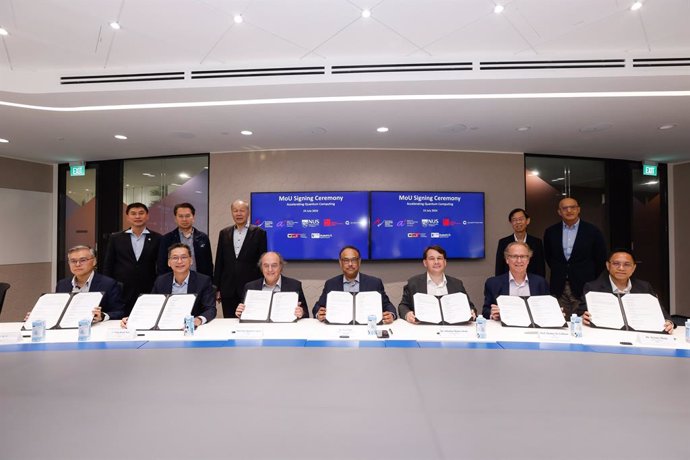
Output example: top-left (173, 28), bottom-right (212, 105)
top-left (70, 164), bottom-right (86, 176)
top-left (642, 164), bottom-right (658, 177)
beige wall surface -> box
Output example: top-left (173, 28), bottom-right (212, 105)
top-left (0, 263), bottom-right (52, 321)
top-left (671, 163), bottom-right (690, 317)
top-left (210, 149), bottom-right (525, 315)
top-left (0, 157), bottom-right (52, 193)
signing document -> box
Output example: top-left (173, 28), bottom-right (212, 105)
top-left (584, 292), bottom-right (625, 330)
top-left (128, 294), bottom-right (168, 330)
top-left (241, 290), bottom-right (299, 322)
top-left (326, 291), bottom-right (356, 324)
top-left (526, 296), bottom-right (566, 328)
top-left (157, 294), bottom-right (196, 330)
top-left (24, 293), bottom-right (72, 330)
top-left (59, 292), bottom-right (104, 328)
top-left (496, 295), bottom-right (532, 327)
top-left (620, 293), bottom-right (666, 333)
top-left (269, 292), bottom-right (299, 323)
top-left (241, 290), bottom-right (273, 321)
top-left (413, 292), bottom-right (472, 324)
top-left (354, 291), bottom-right (383, 324)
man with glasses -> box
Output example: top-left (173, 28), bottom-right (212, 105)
top-left (313, 246), bottom-right (397, 324)
top-left (495, 208), bottom-right (545, 277)
top-left (483, 241), bottom-right (549, 320)
top-left (53, 245), bottom-right (125, 322)
top-left (235, 251), bottom-right (309, 319)
top-left (543, 197), bottom-right (607, 317)
top-left (122, 243), bottom-right (216, 328)
top-left (157, 202), bottom-right (213, 277)
top-left (578, 249), bottom-right (674, 333)
top-left (398, 245), bottom-right (477, 323)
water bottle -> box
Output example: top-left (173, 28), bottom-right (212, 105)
top-left (31, 319), bottom-right (46, 342)
top-left (78, 318), bottom-right (91, 341)
top-left (570, 314), bottom-right (577, 337)
top-left (367, 314), bottom-right (377, 336)
top-left (476, 316), bottom-right (487, 339)
top-left (573, 315), bottom-right (583, 338)
top-left (685, 319), bottom-right (690, 343)
top-left (184, 315), bottom-right (195, 336)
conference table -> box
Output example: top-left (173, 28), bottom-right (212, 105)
top-left (2, 319), bottom-right (689, 460)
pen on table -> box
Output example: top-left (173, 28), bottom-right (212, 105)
top-left (388, 328), bottom-right (393, 336)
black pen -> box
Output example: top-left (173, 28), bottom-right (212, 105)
top-left (388, 328), bottom-right (393, 336)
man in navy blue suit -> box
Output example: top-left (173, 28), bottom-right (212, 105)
top-left (313, 246), bottom-right (397, 324)
top-left (494, 208), bottom-right (545, 277)
top-left (157, 202), bottom-right (213, 277)
top-left (483, 241), bottom-right (549, 320)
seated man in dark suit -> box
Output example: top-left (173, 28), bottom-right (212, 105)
top-left (122, 243), bottom-right (216, 328)
top-left (398, 245), bottom-right (476, 323)
top-left (483, 241), bottom-right (550, 320)
top-left (235, 251), bottom-right (309, 319)
top-left (495, 208), bottom-right (545, 277)
top-left (313, 246), bottom-right (397, 324)
top-left (52, 245), bottom-right (125, 321)
top-left (156, 202), bottom-right (213, 277)
top-left (578, 248), bottom-right (674, 333)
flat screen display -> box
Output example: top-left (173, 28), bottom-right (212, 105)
top-left (370, 191), bottom-right (485, 260)
top-left (251, 192), bottom-right (369, 260)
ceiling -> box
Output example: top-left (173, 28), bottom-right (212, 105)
top-left (1, 0), bottom-right (689, 165)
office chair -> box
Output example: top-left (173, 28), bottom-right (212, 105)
top-left (0, 282), bottom-right (9, 317)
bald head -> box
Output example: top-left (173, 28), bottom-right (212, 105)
top-left (231, 199), bottom-right (249, 227)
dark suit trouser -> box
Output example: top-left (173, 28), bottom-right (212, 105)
top-left (557, 281), bottom-right (580, 318)
top-left (221, 295), bottom-right (241, 318)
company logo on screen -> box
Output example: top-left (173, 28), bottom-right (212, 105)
top-left (287, 233), bottom-right (305, 239)
top-left (431, 232), bottom-right (451, 239)
top-left (323, 218), bottom-right (334, 227)
top-left (421, 219), bottom-right (439, 228)
top-left (301, 219), bottom-right (320, 228)
top-left (407, 232), bottom-right (422, 238)
top-left (442, 218), bottom-right (451, 226)
top-left (311, 233), bottom-right (333, 239)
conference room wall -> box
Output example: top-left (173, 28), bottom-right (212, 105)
top-left (670, 162), bottom-right (690, 317)
top-left (0, 157), bottom-right (54, 321)
top-left (209, 149), bottom-right (525, 315)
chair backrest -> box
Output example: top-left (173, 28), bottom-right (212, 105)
top-left (0, 282), bottom-right (10, 316)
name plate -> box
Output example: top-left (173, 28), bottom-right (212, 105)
top-left (637, 333), bottom-right (677, 346)
top-left (0, 331), bottom-right (23, 344)
top-left (231, 328), bottom-right (264, 339)
top-left (106, 328), bottom-right (139, 340)
top-left (336, 327), bottom-right (354, 339)
top-left (537, 330), bottom-right (572, 342)
top-left (438, 327), bottom-right (473, 339)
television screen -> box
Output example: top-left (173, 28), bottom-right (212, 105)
top-left (370, 191), bottom-right (485, 260)
top-left (251, 191), bottom-right (370, 260)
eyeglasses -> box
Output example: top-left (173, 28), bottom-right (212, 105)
top-left (507, 254), bottom-right (530, 261)
top-left (610, 261), bottom-right (634, 269)
top-left (169, 255), bottom-right (190, 262)
top-left (340, 257), bottom-right (360, 264)
top-left (560, 205), bottom-right (579, 211)
top-left (68, 257), bottom-right (94, 265)
top-left (261, 263), bottom-right (280, 270)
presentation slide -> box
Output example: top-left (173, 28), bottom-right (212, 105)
top-left (370, 192), bottom-right (485, 259)
top-left (251, 192), bottom-right (370, 260)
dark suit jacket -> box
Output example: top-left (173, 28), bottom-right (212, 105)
top-left (151, 271), bottom-right (217, 322)
top-left (55, 272), bottom-right (125, 320)
top-left (242, 275), bottom-right (309, 318)
top-left (495, 234), bottom-right (545, 277)
top-left (482, 273), bottom-right (550, 319)
top-left (577, 272), bottom-right (671, 322)
top-left (398, 273), bottom-right (476, 320)
top-left (543, 220), bottom-right (607, 298)
top-left (102, 229), bottom-right (161, 315)
top-left (213, 225), bottom-right (267, 302)
top-left (157, 227), bottom-right (213, 277)
top-left (313, 272), bottom-right (397, 319)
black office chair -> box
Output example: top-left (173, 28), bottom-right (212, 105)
top-left (0, 282), bottom-right (9, 317)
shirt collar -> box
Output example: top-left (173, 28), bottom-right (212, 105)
top-left (508, 270), bottom-right (529, 286)
top-left (178, 227), bottom-right (194, 239)
top-left (608, 275), bottom-right (632, 294)
top-left (172, 273), bottom-right (191, 288)
top-left (343, 273), bottom-right (360, 285)
top-left (72, 270), bottom-right (95, 290)
top-left (263, 275), bottom-right (282, 290)
top-left (426, 273), bottom-right (447, 287)
top-left (562, 219), bottom-right (580, 230)
top-left (126, 227), bottom-right (151, 235)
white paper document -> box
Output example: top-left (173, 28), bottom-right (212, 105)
top-left (127, 294), bottom-right (167, 330)
top-left (440, 292), bottom-right (472, 324)
top-left (354, 291), bottom-right (383, 324)
top-left (585, 292), bottom-right (625, 330)
top-left (526, 295), bottom-right (565, 328)
top-left (496, 295), bottom-right (532, 327)
top-left (157, 294), bottom-right (196, 330)
top-left (413, 293), bottom-right (443, 324)
top-left (269, 292), bottom-right (299, 323)
top-left (326, 291), bottom-right (355, 324)
top-left (621, 293), bottom-right (665, 333)
top-left (241, 290), bottom-right (273, 321)
top-left (59, 292), bottom-right (103, 328)
top-left (24, 293), bottom-right (72, 330)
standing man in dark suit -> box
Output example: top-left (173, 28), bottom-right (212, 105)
top-left (102, 202), bottom-right (161, 316)
top-left (483, 241), bottom-right (550, 320)
top-left (157, 202), bottom-right (213, 277)
top-left (578, 249), bottom-right (674, 333)
top-left (235, 251), bottom-right (309, 319)
top-left (313, 246), bottom-right (397, 324)
top-left (495, 208), bottom-right (545, 277)
top-left (543, 197), bottom-right (607, 317)
top-left (214, 199), bottom-right (267, 318)
top-left (398, 245), bottom-right (477, 323)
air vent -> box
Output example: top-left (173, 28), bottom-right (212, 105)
top-left (191, 66), bottom-right (325, 79)
top-left (480, 59), bottom-right (625, 70)
top-left (60, 72), bottom-right (185, 85)
top-left (332, 62), bottom-right (472, 74)
top-left (633, 57), bottom-right (690, 68)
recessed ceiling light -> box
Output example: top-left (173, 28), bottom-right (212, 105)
top-left (531, 170), bottom-right (540, 176)
top-left (361, 9), bottom-right (372, 18)
top-left (241, 130), bottom-right (253, 136)
top-left (516, 126), bottom-right (531, 132)
top-left (0, 27), bottom-right (8, 36)
top-left (109, 21), bottom-right (121, 30)
top-left (494, 4), bottom-right (505, 14)
top-left (178, 172), bottom-right (190, 179)
top-left (658, 124), bottom-right (676, 130)
top-left (114, 134), bottom-right (127, 140)
top-left (0, 138), bottom-right (9, 143)
top-left (630, 1), bottom-right (642, 11)
top-left (233, 15), bottom-right (243, 24)
top-left (376, 126), bottom-right (389, 133)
